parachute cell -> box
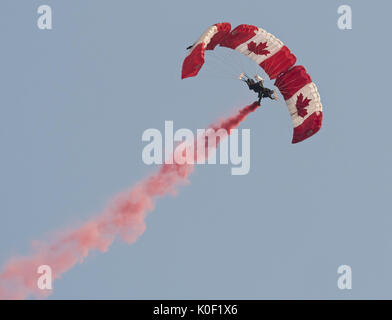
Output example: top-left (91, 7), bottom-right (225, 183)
top-left (181, 23), bottom-right (323, 144)
top-left (181, 23), bottom-right (231, 79)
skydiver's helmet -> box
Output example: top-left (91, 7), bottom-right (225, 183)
top-left (255, 75), bottom-right (264, 82)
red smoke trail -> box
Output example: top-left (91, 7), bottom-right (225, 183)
top-left (0, 102), bottom-right (259, 299)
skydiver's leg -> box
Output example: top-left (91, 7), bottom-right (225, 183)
top-left (267, 90), bottom-right (276, 100)
top-left (266, 89), bottom-right (276, 100)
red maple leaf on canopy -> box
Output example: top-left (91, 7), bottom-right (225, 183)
top-left (247, 41), bottom-right (270, 56)
top-left (295, 93), bottom-right (312, 118)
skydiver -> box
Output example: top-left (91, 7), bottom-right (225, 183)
top-left (239, 73), bottom-right (278, 105)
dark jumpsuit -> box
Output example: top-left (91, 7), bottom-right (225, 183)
top-left (245, 79), bottom-right (275, 104)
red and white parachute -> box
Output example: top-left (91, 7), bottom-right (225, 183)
top-left (181, 23), bottom-right (323, 144)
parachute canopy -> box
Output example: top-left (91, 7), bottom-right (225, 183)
top-left (181, 23), bottom-right (323, 144)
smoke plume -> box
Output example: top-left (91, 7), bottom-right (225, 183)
top-left (0, 102), bottom-right (259, 299)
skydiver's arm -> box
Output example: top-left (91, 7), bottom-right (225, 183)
top-left (244, 79), bottom-right (253, 88)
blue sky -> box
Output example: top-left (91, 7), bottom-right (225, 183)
top-left (1, 0), bottom-right (391, 299)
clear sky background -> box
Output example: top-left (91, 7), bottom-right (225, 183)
top-left (1, 0), bottom-right (391, 299)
